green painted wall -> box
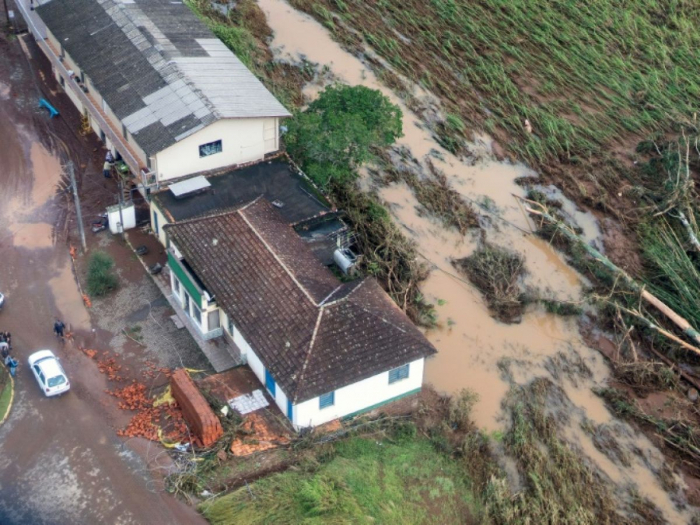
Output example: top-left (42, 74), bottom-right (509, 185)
top-left (167, 252), bottom-right (202, 306)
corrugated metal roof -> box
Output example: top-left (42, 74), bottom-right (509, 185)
top-left (169, 175), bottom-right (211, 198)
top-left (36, 0), bottom-right (291, 157)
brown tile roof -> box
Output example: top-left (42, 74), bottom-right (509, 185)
top-left (165, 199), bottom-right (436, 403)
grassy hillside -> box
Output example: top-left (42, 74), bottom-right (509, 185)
top-left (291, 0), bottom-right (699, 163)
top-left (199, 436), bottom-right (477, 524)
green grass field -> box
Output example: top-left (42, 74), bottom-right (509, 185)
top-left (199, 436), bottom-right (477, 524)
top-left (290, 0), bottom-right (700, 165)
top-left (0, 367), bottom-right (13, 423)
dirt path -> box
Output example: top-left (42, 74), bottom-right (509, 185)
top-left (255, 0), bottom-right (694, 520)
top-left (0, 31), bottom-right (204, 525)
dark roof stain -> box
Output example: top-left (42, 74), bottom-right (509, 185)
top-left (152, 159), bottom-right (330, 225)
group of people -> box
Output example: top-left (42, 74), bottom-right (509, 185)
top-left (1, 332), bottom-right (17, 377)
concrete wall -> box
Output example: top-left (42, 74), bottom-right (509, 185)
top-left (293, 358), bottom-right (425, 428)
top-left (154, 117), bottom-right (279, 182)
top-left (151, 204), bottom-right (169, 246)
top-left (246, 347), bottom-right (290, 416)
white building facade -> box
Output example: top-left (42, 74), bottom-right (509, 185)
top-left (31, 0), bottom-right (290, 191)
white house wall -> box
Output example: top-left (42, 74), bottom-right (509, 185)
top-left (154, 117), bottom-right (279, 182)
top-left (293, 358), bottom-right (425, 428)
top-left (152, 205), bottom-right (169, 246)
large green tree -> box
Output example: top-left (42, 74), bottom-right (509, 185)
top-left (285, 84), bottom-right (403, 187)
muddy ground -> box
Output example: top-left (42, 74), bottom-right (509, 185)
top-left (249, 0), bottom-right (700, 520)
top-left (0, 25), bottom-right (206, 524)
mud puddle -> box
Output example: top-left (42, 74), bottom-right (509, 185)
top-left (257, 0), bottom-right (692, 519)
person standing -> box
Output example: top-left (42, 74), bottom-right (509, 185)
top-left (54, 319), bottom-right (66, 340)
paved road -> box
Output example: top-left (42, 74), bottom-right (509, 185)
top-left (0, 32), bottom-right (205, 525)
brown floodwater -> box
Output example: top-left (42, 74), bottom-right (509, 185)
top-left (257, 0), bottom-right (690, 519)
top-left (9, 221), bottom-right (54, 248)
top-left (48, 259), bottom-right (91, 331)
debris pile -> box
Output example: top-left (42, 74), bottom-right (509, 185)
top-left (229, 412), bottom-right (290, 456)
top-left (97, 354), bottom-right (124, 382)
top-left (110, 380), bottom-right (189, 442)
top-left (171, 369), bottom-right (223, 447)
top-left (142, 360), bottom-right (172, 380)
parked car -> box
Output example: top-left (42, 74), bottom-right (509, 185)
top-left (0, 292), bottom-right (5, 310)
top-left (28, 350), bottom-right (70, 397)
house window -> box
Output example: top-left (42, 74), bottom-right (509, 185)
top-left (191, 302), bottom-right (202, 326)
top-left (228, 319), bottom-right (234, 335)
top-left (173, 277), bottom-right (180, 295)
top-left (319, 391), bottom-right (335, 409)
top-left (388, 364), bottom-right (410, 384)
top-left (199, 140), bottom-right (222, 158)
top-left (122, 124), bottom-right (128, 140)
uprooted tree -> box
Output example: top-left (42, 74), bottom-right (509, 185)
top-left (284, 84), bottom-right (403, 188)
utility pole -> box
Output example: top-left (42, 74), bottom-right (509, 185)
top-left (68, 161), bottom-right (87, 252)
top-left (117, 174), bottom-right (125, 238)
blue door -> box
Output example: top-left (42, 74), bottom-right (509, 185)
top-left (265, 369), bottom-right (276, 397)
top-left (287, 399), bottom-right (293, 420)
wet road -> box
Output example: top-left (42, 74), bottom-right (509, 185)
top-left (0, 33), bottom-right (204, 525)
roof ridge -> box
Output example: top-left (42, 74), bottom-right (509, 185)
top-left (237, 204), bottom-right (319, 307)
top-left (162, 198), bottom-right (258, 229)
top-left (293, 308), bottom-right (325, 403)
top-left (325, 280), bottom-right (438, 350)
top-left (322, 278), bottom-right (367, 307)
top-left (318, 284), bottom-right (344, 306)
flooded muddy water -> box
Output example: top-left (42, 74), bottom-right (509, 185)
top-left (48, 259), bottom-right (91, 331)
top-left (9, 221), bottom-right (54, 248)
top-left (257, 0), bottom-right (691, 519)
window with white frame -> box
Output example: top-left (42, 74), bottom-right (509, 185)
top-left (319, 391), bottom-right (335, 409)
top-left (388, 363), bottom-right (410, 384)
top-left (199, 140), bottom-right (222, 158)
top-left (173, 277), bottom-right (181, 295)
top-left (191, 302), bottom-right (202, 326)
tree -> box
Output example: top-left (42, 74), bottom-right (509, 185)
top-left (285, 84), bottom-right (403, 187)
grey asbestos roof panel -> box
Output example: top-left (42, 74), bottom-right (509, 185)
top-left (36, 0), bottom-right (291, 157)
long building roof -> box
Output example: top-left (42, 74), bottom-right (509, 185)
top-left (36, 0), bottom-right (290, 157)
top-left (165, 199), bottom-right (436, 403)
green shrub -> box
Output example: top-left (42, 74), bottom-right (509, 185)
top-left (86, 251), bottom-right (119, 297)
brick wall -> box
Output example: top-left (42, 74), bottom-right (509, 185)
top-left (170, 369), bottom-right (223, 447)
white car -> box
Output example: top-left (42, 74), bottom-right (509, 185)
top-left (0, 292), bottom-right (5, 309)
top-left (28, 350), bottom-right (70, 397)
